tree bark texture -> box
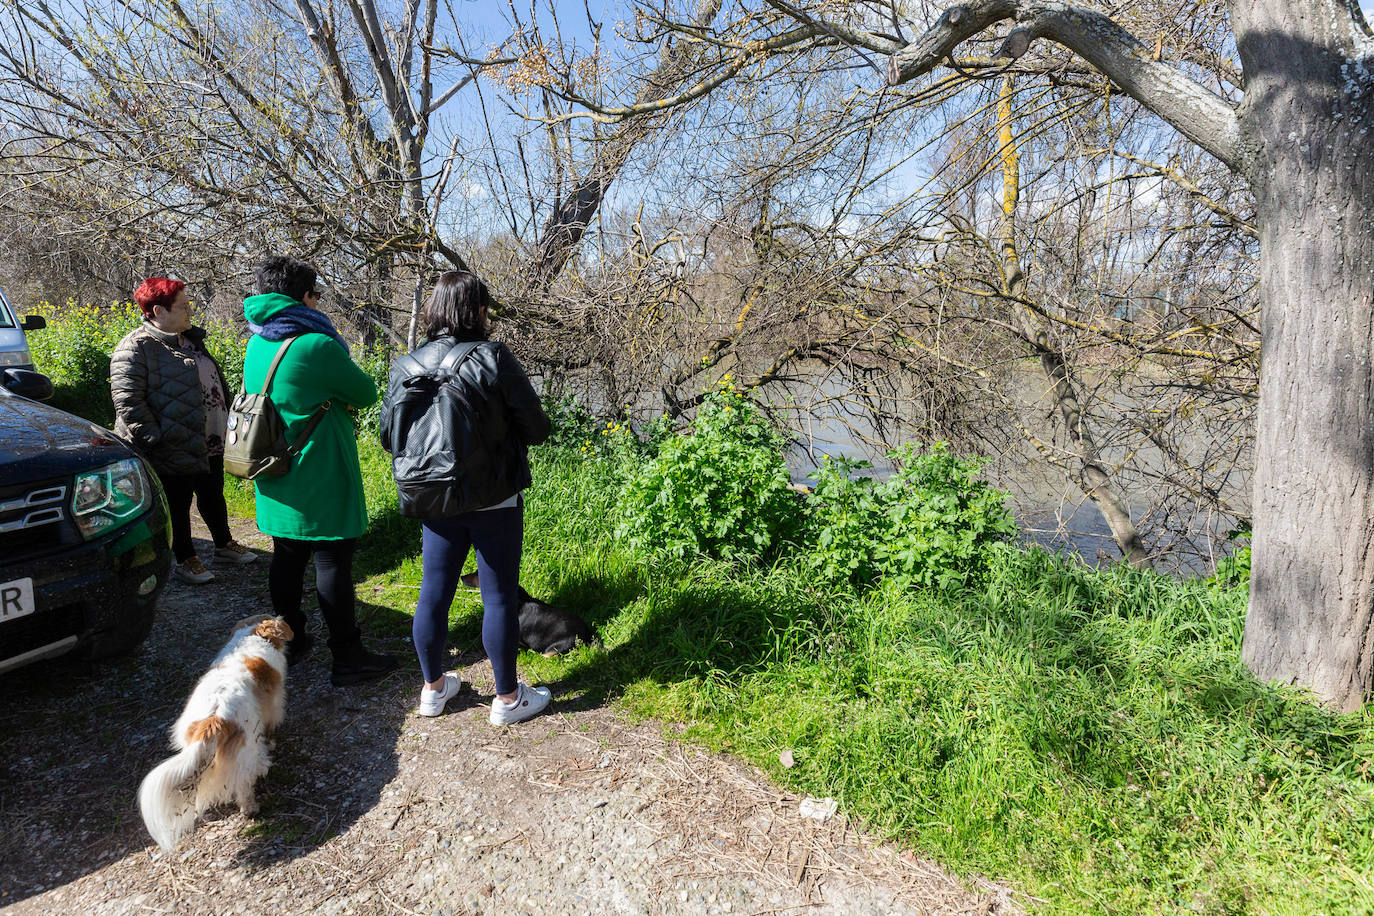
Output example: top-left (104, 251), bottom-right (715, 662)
top-left (1234, 1), bottom-right (1374, 711)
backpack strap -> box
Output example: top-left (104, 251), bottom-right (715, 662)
top-left (285, 400), bottom-right (330, 457)
top-left (259, 334), bottom-right (303, 396)
top-left (437, 341), bottom-right (483, 377)
top-left (260, 333), bottom-right (331, 456)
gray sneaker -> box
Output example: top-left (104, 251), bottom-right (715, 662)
top-left (489, 682), bottom-right (551, 726)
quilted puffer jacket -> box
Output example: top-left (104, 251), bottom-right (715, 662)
top-left (380, 337), bottom-right (551, 518)
top-left (110, 323), bottom-right (229, 476)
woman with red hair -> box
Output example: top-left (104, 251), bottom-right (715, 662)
top-left (110, 277), bottom-right (257, 583)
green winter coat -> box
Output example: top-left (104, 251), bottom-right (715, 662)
top-left (241, 294), bottom-right (378, 540)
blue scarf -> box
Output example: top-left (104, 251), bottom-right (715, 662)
top-left (248, 304), bottom-right (349, 351)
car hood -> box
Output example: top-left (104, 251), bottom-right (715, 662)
top-left (0, 325), bottom-right (26, 352)
top-left (0, 392), bottom-right (136, 482)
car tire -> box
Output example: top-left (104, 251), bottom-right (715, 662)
top-left (79, 603), bottom-right (158, 660)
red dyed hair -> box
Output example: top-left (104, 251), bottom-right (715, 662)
top-left (132, 277), bottom-right (186, 319)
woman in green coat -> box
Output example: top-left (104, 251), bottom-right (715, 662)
top-left (241, 255), bottom-right (397, 686)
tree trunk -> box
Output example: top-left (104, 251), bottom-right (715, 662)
top-left (1236, 5), bottom-right (1374, 710)
top-left (521, 0), bottom-right (723, 297)
top-left (997, 75), bottom-right (1149, 567)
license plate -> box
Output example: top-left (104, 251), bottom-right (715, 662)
top-left (0, 578), bottom-right (35, 622)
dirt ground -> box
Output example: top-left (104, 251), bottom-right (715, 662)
top-left (0, 520), bottom-right (1016, 915)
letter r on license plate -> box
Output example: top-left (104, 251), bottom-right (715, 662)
top-left (0, 578), bottom-right (35, 621)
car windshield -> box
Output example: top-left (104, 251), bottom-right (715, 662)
top-left (0, 293), bottom-right (15, 329)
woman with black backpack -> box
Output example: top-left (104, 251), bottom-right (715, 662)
top-left (380, 271), bottom-right (552, 723)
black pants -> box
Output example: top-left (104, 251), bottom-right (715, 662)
top-left (161, 454), bottom-right (233, 563)
top-left (269, 536), bottom-right (361, 649)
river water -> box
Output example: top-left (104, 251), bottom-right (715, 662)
top-left (769, 363), bottom-right (1251, 576)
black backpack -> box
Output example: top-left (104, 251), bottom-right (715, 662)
top-left (381, 342), bottom-right (506, 517)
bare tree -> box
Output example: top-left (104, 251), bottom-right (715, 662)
top-left (741, 0), bottom-right (1374, 708)
top-left (0, 0), bottom-right (501, 337)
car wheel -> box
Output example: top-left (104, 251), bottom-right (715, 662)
top-left (79, 603), bottom-right (158, 660)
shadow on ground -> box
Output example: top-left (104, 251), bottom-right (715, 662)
top-left (0, 532), bottom-right (416, 904)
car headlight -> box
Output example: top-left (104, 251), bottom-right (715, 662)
top-left (72, 458), bottom-right (153, 539)
top-left (0, 348), bottom-right (31, 367)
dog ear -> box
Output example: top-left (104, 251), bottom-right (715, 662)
top-left (253, 617), bottom-right (294, 648)
top-left (234, 614), bottom-right (271, 632)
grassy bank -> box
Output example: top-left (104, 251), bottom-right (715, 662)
top-left (22, 304), bottom-right (1374, 913)
top-left (370, 448), bottom-right (1373, 915)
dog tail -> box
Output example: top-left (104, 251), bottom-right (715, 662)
top-left (138, 715), bottom-right (242, 851)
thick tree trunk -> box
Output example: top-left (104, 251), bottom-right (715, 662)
top-left (1236, 3), bottom-right (1374, 710)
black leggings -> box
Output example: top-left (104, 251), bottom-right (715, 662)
top-left (269, 537), bottom-right (361, 649)
top-left (160, 454), bottom-right (232, 563)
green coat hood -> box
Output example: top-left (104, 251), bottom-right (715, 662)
top-left (243, 292), bottom-right (302, 324)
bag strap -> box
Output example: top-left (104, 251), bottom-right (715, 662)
top-left (286, 399), bottom-right (330, 457)
top-left (438, 341), bottom-right (483, 377)
top-left (258, 333), bottom-right (331, 457)
top-left (259, 334), bottom-right (303, 396)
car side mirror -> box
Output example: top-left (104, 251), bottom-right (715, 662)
top-left (1, 368), bottom-right (54, 401)
top-left (20, 314), bottom-right (47, 331)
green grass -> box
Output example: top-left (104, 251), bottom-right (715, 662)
top-left (368, 449), bottom-right (1374, 915)
top-left (28, 309), bottom-right (1374, 913)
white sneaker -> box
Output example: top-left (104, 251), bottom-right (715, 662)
top-left (418, 674), bottom-right (464, 717)
top-left (489, 682), bottom-right (552, 726)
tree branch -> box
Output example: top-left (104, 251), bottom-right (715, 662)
top-left (887, 1), bottom-right (1244, 171)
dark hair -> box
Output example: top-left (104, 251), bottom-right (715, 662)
top-left (421, 271), bottom-right (491, 342)
top-left (132, 277), bottom-right (186, 319)
top-left (254, 255), bottom-right (319, 304)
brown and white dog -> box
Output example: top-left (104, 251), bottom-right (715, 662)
top-left (138, 616), bottom-right (292, 851)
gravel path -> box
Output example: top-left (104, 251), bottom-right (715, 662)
top-left (0, 522), bottom-right (1015, 915)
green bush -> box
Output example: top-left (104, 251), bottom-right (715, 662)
top-left (24, 299), bottom-right (143, 425)
top-left (353, 344), bottom-right (395, 436)
top-left (803, 442), bottom-right (1016, 591)
top-left (1210, 531), bottom-right (1251, 591)
top-left (542, 391), bottom-right (602, 450)
top-left (615, 380), bottom-right (801, 561)
top-left (540, 392), bottom-right (677, 466)
top-left (25, 297), bottom-right (244, 428)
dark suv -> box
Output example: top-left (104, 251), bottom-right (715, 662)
top-left (0, 368), bottom-right (172, 674)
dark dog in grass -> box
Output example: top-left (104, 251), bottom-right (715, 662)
top-left (460, 572), bottom-right (602, 656)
